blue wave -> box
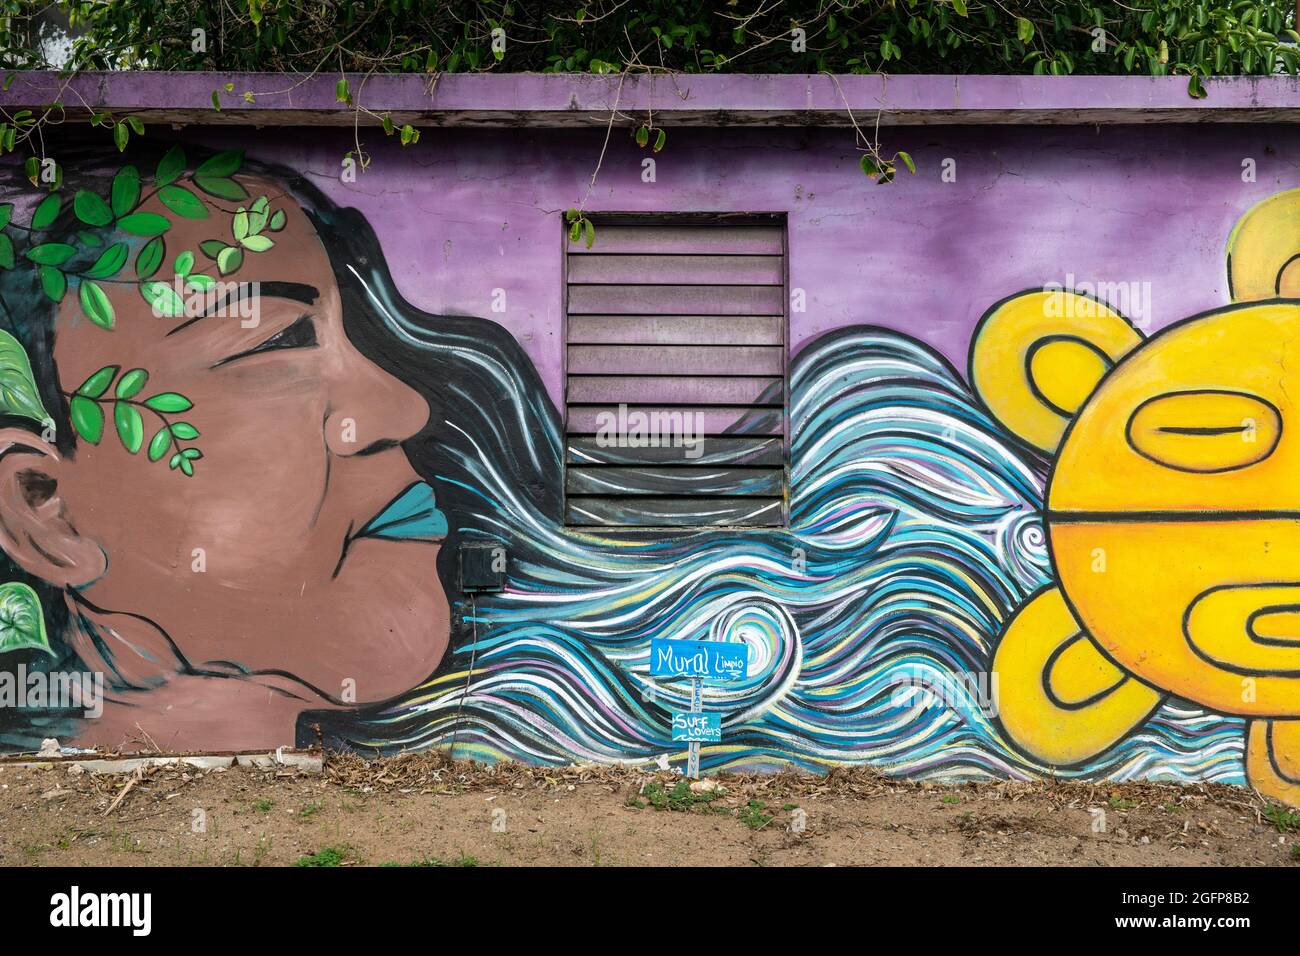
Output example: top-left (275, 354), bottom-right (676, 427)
top-left (334, 314), bottom-right (1246, 785)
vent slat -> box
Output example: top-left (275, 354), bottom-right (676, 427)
top-left (566, 496), bottom-right (784, 527)
top-left (567, 254), bottom-right (783, 285)
top-left (566, 436), bottom-right (784, 467)
top-left (568, 284), bottom-right (785, 315)
top-left (567, 467), bottom-right (783, 497)
top-left (568, 345), bottom-right (783, 376)
top-left (567, 375), bottom-right (782, 405)
top-left (568, 315), bottom-right (783, 346)
top-left (566, 405), bottom-right (783, 436)
top-left (568, 225), bottom-right (783, 255)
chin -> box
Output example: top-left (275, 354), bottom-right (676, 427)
top-left (315, 538), bottom-right (452, 701)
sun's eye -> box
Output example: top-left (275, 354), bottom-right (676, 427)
top-left (214, 314), bottom-right (318, 367)
top-left (1126, 389), bottom-right (1282, 473)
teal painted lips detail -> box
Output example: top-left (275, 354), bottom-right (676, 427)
top-left (358, 481), bottom-right (448, 541)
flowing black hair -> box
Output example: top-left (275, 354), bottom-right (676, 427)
top-left (0, 134), bottom-right (564, 750)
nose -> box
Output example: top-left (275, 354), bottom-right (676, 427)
top-left (323, 342), bottom-right (430, 457)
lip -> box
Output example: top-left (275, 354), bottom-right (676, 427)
top-left (355, 481), bottom-right (448, 542)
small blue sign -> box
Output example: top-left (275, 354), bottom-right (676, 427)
top-left (672, 712), bottom-right (722, 743)
top-left (649, 638), bottom-right (748, 683)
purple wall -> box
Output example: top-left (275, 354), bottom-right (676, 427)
top-left (188, 123), bottom-right (1300, 406)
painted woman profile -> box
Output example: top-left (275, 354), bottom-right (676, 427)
top-left (0, 138), bottom-right (558, 752)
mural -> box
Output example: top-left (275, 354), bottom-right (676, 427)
top-left (973, 189), bottom-right (1300, 807)
top-left (0, 138), bottom-right (1293, 806)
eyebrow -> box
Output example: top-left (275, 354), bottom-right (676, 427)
top-left (166, 281), bottom-right (320, 336)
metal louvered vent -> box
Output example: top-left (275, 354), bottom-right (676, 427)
top-left (564, 214), bottom-right (788, 528)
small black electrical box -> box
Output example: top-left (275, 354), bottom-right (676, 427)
top-left (460, 542), bottom-right (506, 593)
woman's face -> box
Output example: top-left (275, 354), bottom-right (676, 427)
top-left (49, 176), bottom-right (450, 701)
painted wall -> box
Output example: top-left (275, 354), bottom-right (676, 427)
top-left (0, 120), bottom-right (1297, 806)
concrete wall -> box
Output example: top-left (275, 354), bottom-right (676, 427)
top-left (0, 74), bottom-right (1297, 804)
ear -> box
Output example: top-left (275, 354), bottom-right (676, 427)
top-left (1227, 188), bottom-right (1300, 302)
top-left (969, 289), bottom-right (1143, 453)
top-left (0, 427), bottom-right (107, 588)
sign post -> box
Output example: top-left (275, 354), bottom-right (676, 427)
top-left (650, 638), bottom-right (748, 779)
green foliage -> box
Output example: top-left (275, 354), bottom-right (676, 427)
top-left (1263, 803), bottom-right (1300, 833)
top-left (68, 365), bottom-right (201, 472)
top-left (0, 582), bottom-right (53, 656)
top-left (4, 1), bottom-right (1292, 84)
top-left (739, 799), bottom-right (773, 829)
top-left (0, 329), bottom-right (50, 425)
top-left (640, 779), bottom-right (718, 811)
top-left (293, 845), bottom-right (350, 867)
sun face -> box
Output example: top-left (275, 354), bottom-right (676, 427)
top-left (1046, 301), bottom-right (1300, 716)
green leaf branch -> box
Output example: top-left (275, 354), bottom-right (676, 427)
top-left (64, 364), bottom-right (202, 476)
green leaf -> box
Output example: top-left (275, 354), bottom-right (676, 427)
top-left (0, 203), bottom-right (11, 229)
top-left (1188, 73), bottom-right (1208, 99)
top-left (79, 280), bottom-right (114, 329)
top-left (583, 219), bottom-right (595, 250)
top-left (568, 221), bottom-right (580, 243)
top-left (126, 116), bottom-right (144, 136)
top-left (86, 242), bottom-right (129, 279)
top-left (76, 365), bottom-right (119, 398)
top-left (174, 251), bottom-right (194, 277)
top-left (155, 145), bottom-right (185, 186)
top-left (25, 243), bottom-right (75, 265)
top-left (240, 234), bottom-right (273, 252)
top-left (199, 239), bottom-right (227, 260)
top-left (170, 421), bottom-right (199, 440)
top-left (268, 210), bottom-right (286, 231)
top-left (635, 126), bottom-right (649, 147)
top-left (233, 209), bottom-right (249, 240)
top-left (0, 235), bottom-right (12, 270)
top-left (30, 194), bottom-right (60, 230)
top-left (136, 237), bottom-right (165, 279)
top-left (951, 0), bottom-right (968, 15)
top-left (115, 368), bottom-right (148, 399)
top-left (38, 266), bottom-right (66, 303)
top-left (147, 426), bottom-right (172, 462)
top-left (113, 122), bottom-right (128, 152)
top-left (186, 273), bottom-right (215, 291)
top-left (860, 154), bottom-right (880, 177)
top-left (1016, 17), bottom-right (1035, 44)
top-left (69, 395), bottom-right (104, 444)
top-left (114, 401), bottom-right (143, 453)
top-left (211, 90), bottom-right (222, 112)
top-left (116, 213), bottom-right (170, 237)
top-left (653, 129), bottom-right (666, 153)
top-left (78, 231), bottom-right (103, 248)
top-left (143, 392), bottom-right (193, 413)
top-left (72, 189), bottom-right (111, 228)
top-left (194, 176), bottom-right (248, 202)
top-left (139, 281), bottom-right (185, 317)
top-left (216, 246), bottom-right (243, 275)
top-left (897, 151), bottom-right (916, 175)
top-left (195, 150), bottom-right (243, 179)
top-left (180, 457), bottom-right (194, 477)
top-left (168, 452), bottom-right (182, 469)
top-left (0, 329), bottom-right (51, 423)
top-left (158, 184), bottom-right (208, 219)
top-left (0, 583), bottom-right (53, 657)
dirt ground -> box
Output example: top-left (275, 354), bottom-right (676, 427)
top-left (0, 752), bottom-right (1296, 867)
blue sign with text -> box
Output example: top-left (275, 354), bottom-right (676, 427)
top-left (649, 638), bottom-right (748, 683)
top-left (672, 712), bottom-right (722, 743)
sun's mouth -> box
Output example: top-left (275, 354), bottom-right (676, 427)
top-left (355, 481), bottom-right (448, 543)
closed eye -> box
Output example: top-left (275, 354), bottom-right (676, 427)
top-left (213, 314), bottom-right (317, 368)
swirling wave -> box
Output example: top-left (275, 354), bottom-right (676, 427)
top-left (322, 323), bottom-right (1245, 786)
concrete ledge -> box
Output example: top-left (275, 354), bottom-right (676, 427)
top-left (0, 748), bottom-right (323, 774)
top-left (2, 72), bottom-right (1298, 126)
